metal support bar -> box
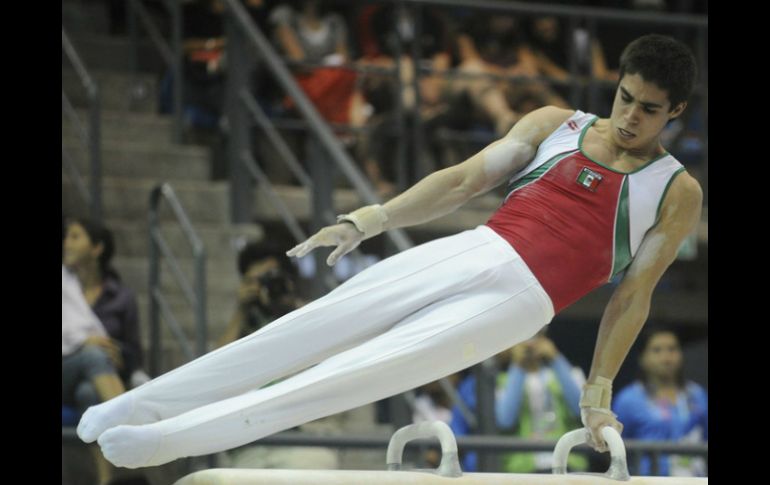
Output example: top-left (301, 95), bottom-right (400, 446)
top-left (404, 0), bottom-right (707, 26)
top-left (149, 201), bottom-right (161, 376)
top-left (151, 229), bottom-right (199, 311)
top-left (222, 0), bottom-right (413, 252)
top-left (61, 29), bottom-right (97, 96)
top-left (133, 0), bottom-right (174, 64)
top-left (62, 27), bottom-right (102, 222)
top-left (240, 90), bottom-right (314, 190)
top-left (475, 359), bottom-right (499, 471)
top-left (410, 2), bottom-right (425, 181)
top-left (225, 11), bottom-right (254, 223)
top-left (241, 151), bottom-right (309, 244)
top-left (153, 288), bottom-right (196, 361)
top-left (168, 0), bottom-right (184, 143)
top-left (62, 426), bottom-right (709, 457)
top-left (393, 2), bottom-right (407, 193)
top-left (62, 92), bottom-right (89, 147)
top-left (62, 147), bottom-right (90, 205)
top-left (148, 183), bottom-right (208, 376)
top-left (307, 135), bottom-right (335, 298)
top-left (89, 91), bottom-right (102, 221)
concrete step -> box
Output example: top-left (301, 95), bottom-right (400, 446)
top-left (62, 176), bottom-right (230, 223)
top-left (135, 293), bottom-right (235, 342)
top-left (62, 108), bottom-right (177, 146)
top-left (107, 218), bottom-right (264, 260)
top-left (252, 185), bottom-right (500, 234)
top-left (560, 285), bottom-right (707, 324)
top-left (62, 68), bottom-right (159, 114)
top-left (62, 32), bottom-right (166, 73)
top-left (62, 137), bottom-right (211, 182)
top-left (113, 256), bottom-right (240, 299)
top-left (62, 1), bottom-right (110, 36)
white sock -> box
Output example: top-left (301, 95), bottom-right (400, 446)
top-left (77, 391), bottom-right (158, 443)
top-left (97, 424), bottom-right (163, 469)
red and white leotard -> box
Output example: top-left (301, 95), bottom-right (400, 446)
top-left (486, 110), bottom-right (686, 314)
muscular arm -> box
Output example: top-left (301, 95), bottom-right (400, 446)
top-left (580, 171), bottom-right (702, 450)
top-left (380, 106), bottom-right (573, 231)
top-left (288, 106), bottom-right (573, 264)
top-left (587, 172), bottom-right (703, 383)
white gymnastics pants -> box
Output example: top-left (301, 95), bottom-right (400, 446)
top-left (111, 225), bottom-right (554, 465)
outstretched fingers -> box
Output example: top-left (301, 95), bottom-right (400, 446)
top-left (327, 240), bottom-right (361, 267)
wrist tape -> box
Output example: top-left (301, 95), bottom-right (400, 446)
top-left (580, 376), bottom-right (613, 409)
top-left (336, 204), bottom-right (389, 239)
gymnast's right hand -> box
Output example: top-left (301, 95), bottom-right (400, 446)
top-left (286, 222), bottom-right (364, 266)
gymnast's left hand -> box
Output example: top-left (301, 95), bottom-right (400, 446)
top-left (286, 223), bottom-right (364, 266)
top-left (581, 407), bottom-right (624, 453)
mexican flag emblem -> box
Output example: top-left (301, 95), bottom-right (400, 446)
top-left (576, 167), bottom-right (603, 192)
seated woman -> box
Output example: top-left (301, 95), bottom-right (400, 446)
top-left (63, 218), bottom-right (145, 395)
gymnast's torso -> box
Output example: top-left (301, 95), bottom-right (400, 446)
top-left (486, 110), bottom-right (686, 314)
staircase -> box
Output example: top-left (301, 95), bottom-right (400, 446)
top-left (62, 13), bottom-right (261, 372)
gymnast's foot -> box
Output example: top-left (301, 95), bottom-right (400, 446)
top-left (77, 392), bottom-right (157, 443)
top-left (98, 424), bottom-right (164, 469)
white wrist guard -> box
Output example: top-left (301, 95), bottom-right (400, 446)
top-left (580, 376), bottom-right (613, 409)
top-left (336, 204), bottom-right (389, 239)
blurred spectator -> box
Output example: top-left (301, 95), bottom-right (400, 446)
top-left (63, 216), bottom-right (139, 485)
top-left (216, 240), bottom-right (340, 470)
top-left (270, 0), bottom-right (370, 126)
top-left (159, 0), bottom-right (265, 141)
top-left (450, 328), bottom-right (587, 473)
top-left (353, 3), bottom-right (453, 191)
top-left (63, 217), bottom-right (147, 389)
top-left (613, 327), bottom-right (708, 477)
top-left (526, 16), bottom-right (617, 84)
top-left (217, 240), bottom-right (304, 347)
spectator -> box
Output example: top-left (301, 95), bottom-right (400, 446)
top-left (270, 0), bottom-right (370, 126)
top-left (216, 240), bottom-right (339, 470)
top-left (613, 326), bottom-right (708, 476)
top-left (217, 240), bottom-right (304, 347)
top-left (450, 328), bottom-right (587, 473)
top-left (63, 218), bottom-right (146, 389)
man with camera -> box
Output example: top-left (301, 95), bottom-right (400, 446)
top-left (217, 242), bottom-right (303, 348)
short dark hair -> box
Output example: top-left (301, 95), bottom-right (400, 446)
top-left (237, 241), bottom-right (296, 277)
top-left (619, 34), bottom-right (697, 111)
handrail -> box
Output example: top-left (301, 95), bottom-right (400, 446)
top-left (148, 183), bottom-right (207, 376)
top-left (406, 0), bottom-right (707, 26)
top-left (62, 27), bottom-right (102, 222)
top-left (218, 0), bottom-right (706, 456)
top-left (60, 425), bottom-right (708, 457)
top-left (128, 0), bottom-right (183, 142)
top-left (240, 91), bottom-right (314, 190)
top-left (222, 0), bottom-right (414, 253)
top-left (61, 147), bottom-right (90, 205)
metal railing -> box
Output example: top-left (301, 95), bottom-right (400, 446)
top-left (148, 183), bottom-right (207, 376)
top-left (62, 27), bottom-right (102, 222)
top-left (220, 1), bottom-right (706, 461)
top-left (127, 0), bottom-right (183, 142)
top-left (61, 425), bottom-right (707, 476)
top-left (222, 0), bottom-right (413, 249)
top-left (223, 0), bottom-right (484, 431)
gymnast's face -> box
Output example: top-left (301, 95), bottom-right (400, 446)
top-left (640, 332), bottom-right (682, 380)
top-left (63, 223), bottom-right (100, 270)
top-left (609, 73), bottom-right (686, 154)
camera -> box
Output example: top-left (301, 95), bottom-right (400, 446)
top-left (257, 267), bottom-right (291, 302)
